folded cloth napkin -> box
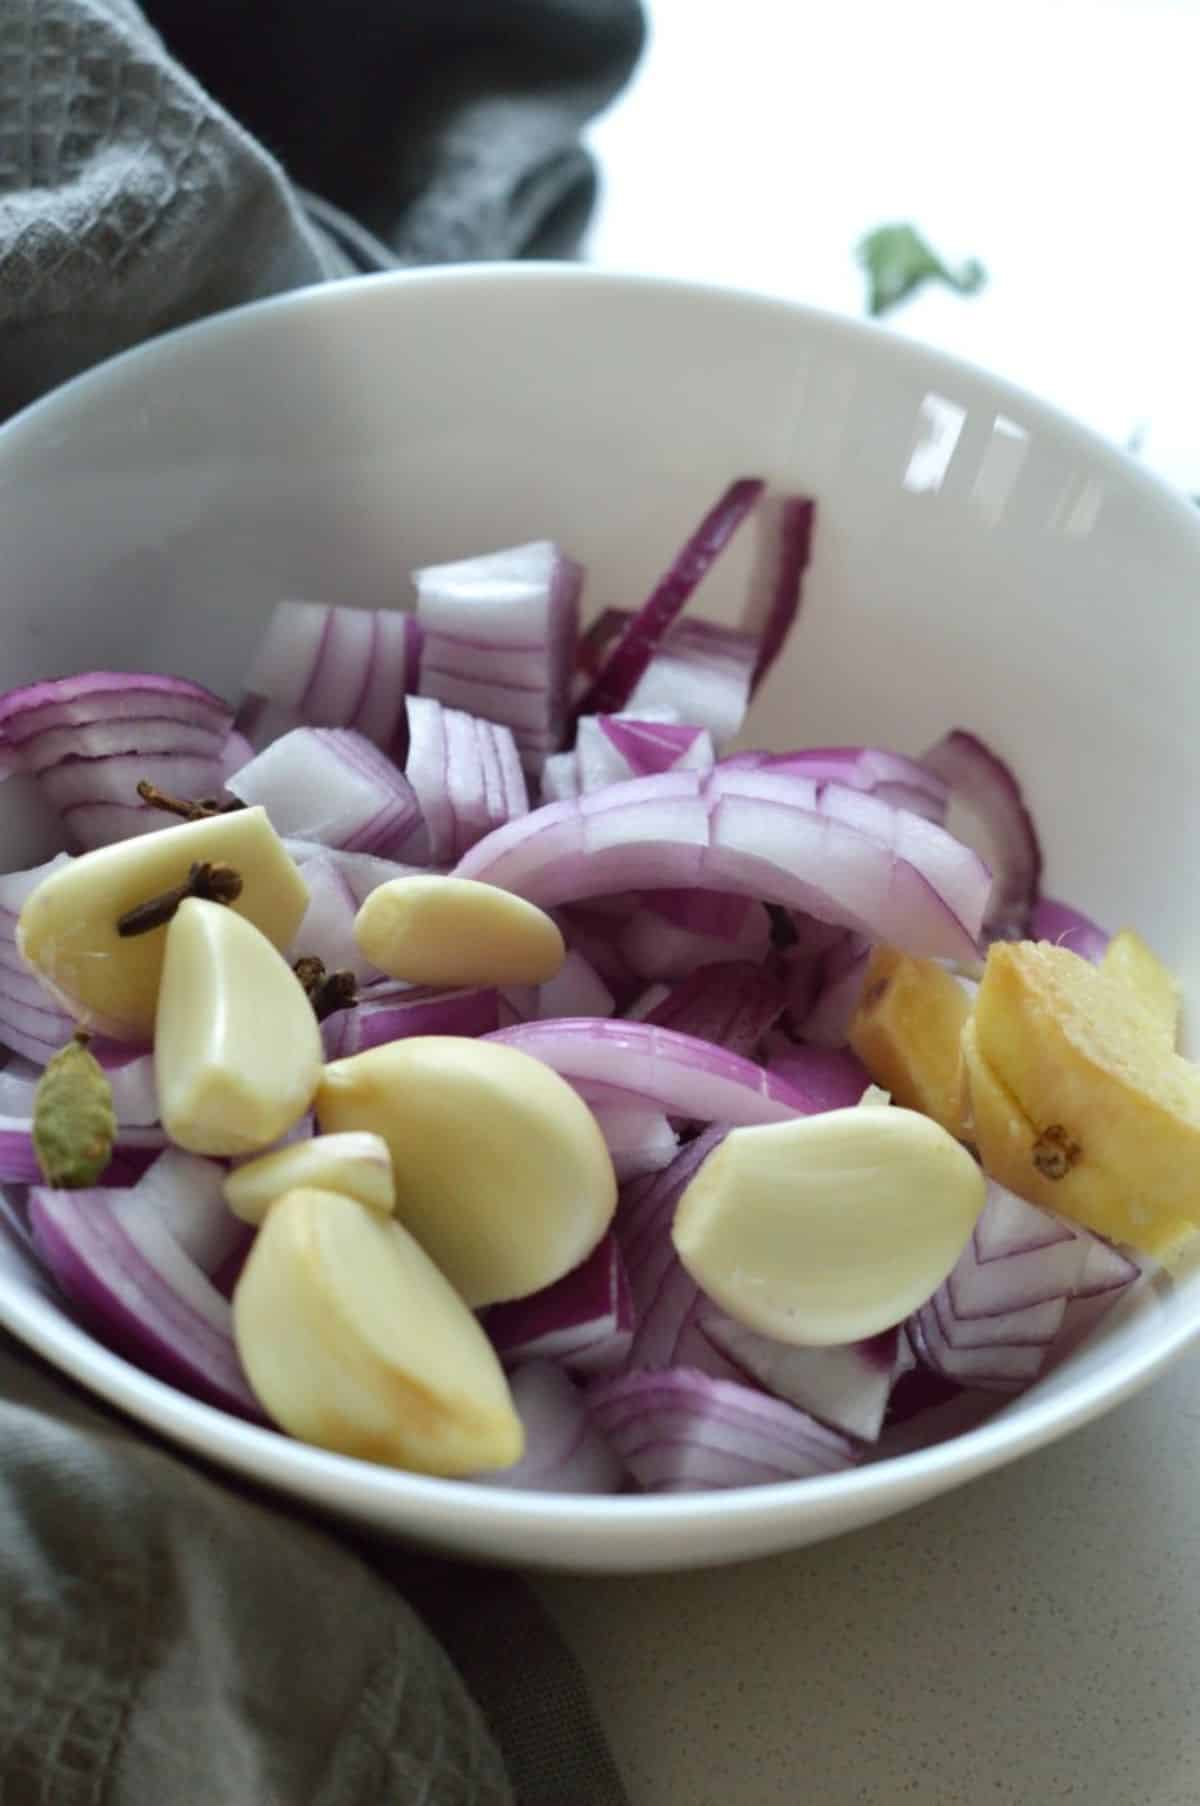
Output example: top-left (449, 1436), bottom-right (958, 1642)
top-left (0, 0), bottom-right (644, 415)
top-left (0, 0), bottom-right (643, 1798)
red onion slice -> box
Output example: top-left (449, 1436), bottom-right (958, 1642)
top-left (746, 494), bottom-right (816, 698)
top-left (481, 1361), bottom-right (624, 1494)
top-left (729, 746), bottom-right (948, 824)
top-left (615, 1127), bottom-right (740, 1378)
top-left (120, 1149), bottom-right (249, 1277)
top-left (642, 962), bottom-right (786, 1064)
top-left (320, 981), bottom-right (499, 1059)
top-left (764, 1044), bottom-right (872, 1112)
top-left (921, 728), bottom-right (1042, 940)
top-left (415, 540), bottom-right (582, 772)
top-left (540, 751), bottom-right (580, 803)
top-left (455, 769), bottom-right (990, 963)
top-left (586, 1367), bottom-right (859, 1492)
top-left (28, 1184), bottom-right (263, 1419)
top-left (908, 1186), bottom-right (1141, 1393)
top-left (700, 1312), bottom-right (900, 1442)
top-left (796, 934), bottom-right (872, 1046)
top-left (227, 727), bottom-right (426, 861)
top-left (537, 950), bottom-right (614, 1020)
top-left (241, 601), bottom-right (422, 750)
top-left (287, 852), bottom-right (377, 984)
top-left (620, 899), bottom-right (771, 983)
top-left (486, 1019), bottom-right (816, 1126)
top-left (576, 714), bottom-right (715, 792)
top-left (483, 1232), bottom-right (633, 1376)
top-left (578, 1090), bottom-right (678, 1181)
top-left (0, 672), bottom-right (230, 750)
top-left (1029, 896), bottom-right (1109, 962)
top-left (574, 478), bottom-right (765, 721)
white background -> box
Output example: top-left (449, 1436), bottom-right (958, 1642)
top-left (586, 0), bottom-right (1200, 493)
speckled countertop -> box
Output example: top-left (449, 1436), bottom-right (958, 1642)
top-left (538, 1346), bottom-right (1200, 1803)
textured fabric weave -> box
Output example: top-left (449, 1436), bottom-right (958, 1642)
top-left (0, 0), bottom-right (644, 416)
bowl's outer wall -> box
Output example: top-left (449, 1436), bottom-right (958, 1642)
top-left (1, 266), bottom-right (1198, 1570)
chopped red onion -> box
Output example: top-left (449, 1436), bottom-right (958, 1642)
top-left (576, 1088), bottom-right (678, 1181)
top-left (1029, 896), bottom-right (1109, 962)
top-left (615, 1128), bottom-right (740, 1377)
top-left (28, 1183), bottom-right (263, 1419)
top-left (580, 614), bottom-right (759, 749)
top-left (481, 1361), bottom-right (624, 1493)
top-left (639, 888), bottom-right (754, 941)
top-left (46, 751), bottom-right (233, 851)
top-left (576, 714), bottom-right (714, 793)
top-left (287, 852), bottom-right (384, 986)
top-left (907, 1185), bottom-right (1140, 1392)
top-left (746, 494), bottom-right (816, 698)
top-left (284, 840), bottom-right (424, 907)
top-left (575, 479), bottom-right (764, 721)
top-left (242, 601), bottom-right (422, 749)
top-left (486, 1019), bottom-right (816, 1126)
top-left (727, 746), bottom-right (948, 824)
top-left (540, 751), bottom-right (580, 802)
top-left (701, 1312), bottom-right (900, 1442)
top-left (764, 1044), bottom-right (871, 1112)
top-left (0, 672), bottom-right (234, 850)
top-left (0, 672), bottom-right (231, 757)
top-left (537, 950), bottom-right (614, 1020)
top-left (796, 933), bottom-right (872, 1046)
top-left (483, 1232), bottom-right (633, 1376)
top-left (555, 905), bottom-right (641, 1003)
top-left (0, 862), bottom-right (72, 1060)
top-left (922, 728), bottom-right (1042, 940)
top-left (219, 729), bottom-right (254, 783)
top-left (415, 541), bottom-right (581, 772)
top-left (586, 1367), bottom-right (859, 1492)
top-left (120, 1148), bottom-right (248, 1277)
top-left (320, 981), bottom-right (499, 1060)
top-left (619, 898), bottom-right (771, 983)
top-left (227, 727), bottom-right (426, 861)
top-left (403, 696), bottom-right (527, 864)
top-left (642, 963), bottom-right (786, 1065)
top-left (455, 768), bottom-right (989, 963)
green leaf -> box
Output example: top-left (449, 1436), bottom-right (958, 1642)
top-left (856, 224), bottom-right (987, 319)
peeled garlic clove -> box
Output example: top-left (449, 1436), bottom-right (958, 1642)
top-left (224, 1131), bottom-right (394, 1224)
top-left (156, 898), bottom-right (322, 1156)
top-left (17, 807), bottom-right (309, 1040)
top-left (316, 1036), bottom-right (616, 1308)
top-left (672, 1105), bottom-right (986, 1346)
top-left (233, 1186), bottom-right (523, 1474)
top-left (354, 875), bottom-right (565, 988)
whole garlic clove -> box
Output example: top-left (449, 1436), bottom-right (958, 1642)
top-left (156, 898), bottom-right (323, 1157)
top-left (316, 1036), bottom-right (617, 1308)
top-left (224, 1131), bottom-right (395, 1224)
top-left (17, 807), bottom-right (309, 1040)
top-left (354, 874), bottom-right (565, 988)
top-left (233, 1186), bottom-right (523, 1474)
top-left (672, 1105), bottom-right (986, 1346)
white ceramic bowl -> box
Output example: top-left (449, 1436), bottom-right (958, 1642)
top-left (0, 266), bottom-right (1197, 1573)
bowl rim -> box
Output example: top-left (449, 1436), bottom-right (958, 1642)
top-left (1, 260), bottom-right (1198, 1552)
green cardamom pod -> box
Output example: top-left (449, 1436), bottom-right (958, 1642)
top-left (32, 1037), bottom-right (117, 1189)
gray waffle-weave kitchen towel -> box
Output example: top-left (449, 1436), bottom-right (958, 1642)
top-left (0, 0), bottom-right (641, 1798)
top-left (0, 0), bottom-right (644, 417)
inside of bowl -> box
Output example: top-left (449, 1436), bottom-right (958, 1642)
top-left (1, 268), bottom-right (1199, 1549)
